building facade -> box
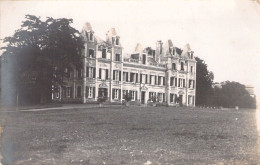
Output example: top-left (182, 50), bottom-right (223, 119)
top-left (53, 23), bottom-right (197, 106)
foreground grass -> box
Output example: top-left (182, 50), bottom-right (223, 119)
top-left (1, 106), bottom-right (260, 165)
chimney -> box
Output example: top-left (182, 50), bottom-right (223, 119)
top-left (156, 40), bottom-right (163, 54)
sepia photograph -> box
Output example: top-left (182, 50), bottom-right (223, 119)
top-left (0, 0), bottom-right (260, 164)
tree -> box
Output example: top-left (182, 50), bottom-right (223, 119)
top-left (195, 57), bottom-right (214, 106)
top-left (1, 15), bottom-right (83, 105)
top-left (212, 81), bottom-right (256, 108)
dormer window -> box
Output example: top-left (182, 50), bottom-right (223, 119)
top-left (115, 54), bottom-right (120, 61)
top-left (89, 32), bottom-right (93, 41)
top-left (172, 63), bottom-right (176, 70)
top-left (89, 49), bottom-right (95, 58)
top-left (102, 49), bottom-right (106, 58)
top-left (181, 62), bottom-right (184, 71)
top-left (115, 38), bottom-right (119, 45)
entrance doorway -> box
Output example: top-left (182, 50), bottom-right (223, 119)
top-left (141, 91), bottom-right (145, 104)
top-left (99, 88), bottom-right (108, 98)
top-left (179, 95), bottom-right (183, 106)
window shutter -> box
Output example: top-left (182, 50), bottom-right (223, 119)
top-left (119, 71), bottom-right (121, 81)
top-left (140, 74), bottom-right (142, 84)
top-left (126, 72), bottom-right (129, 82)
top-left (112, 89), bottom-right (115, 99)
top-left (136, 73), bottom-right (138, 83)
top-left (183, 79), bottom-right (185, 87)
top-left (150, 75), bottom-right (152, 84)
top-left (93, 87), bottom-right (95, 98)
top-left (155, 76), bottom-right (157, 85)
top-left (86, 86), bottom-right (89, 98)
top-left (99, 68), bottom-right (102, 79)
top-left (163, 77), bottom-right (165, 85)
top-left (93, 68), bottom-right (96, 78)
top-left (106, 69), bottom-right (109, 80)
top-left (145, 75), bottom-right (148, 84)
top-left (135, 91), bottom-right (138, 101)
top-left (175, 78), bottom-right (177, 87)
top-left (119, 89), bottom-right (121, 100)
top-left (86, 67), bottom-right (89, 78)
top-left (113, 70), bottom-right (115, 80)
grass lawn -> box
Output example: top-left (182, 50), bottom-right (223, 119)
top-left (1, 106), bottom-right (260, 165)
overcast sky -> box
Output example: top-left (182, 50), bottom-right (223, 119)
top-left (1, 0), bottom-right (260, 98)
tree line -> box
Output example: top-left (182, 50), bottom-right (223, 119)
top-left (195, 57), bottom-right (256, 109)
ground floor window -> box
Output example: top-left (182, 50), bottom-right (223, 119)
top-left (149, 92), bottom-right (156, 101)
top-left (77, 86), bottom-right (82, 98)
top-left (188, 95), bottom-right (194, 105)
top-left (131, 91), bottom-right (137, 101)
top-left (86, 86), bottom-right (95, 98)
top-left (55, 87), bottom-right (60, 99)
top-left (170, 93), bottom-right (178, 103)
top-left (66, 86), bottom-right (72, 98)
top-left (112, 88), bottom-right (121, 100)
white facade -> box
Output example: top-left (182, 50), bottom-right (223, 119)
top-left (53, 23), bottom-right (197, 107)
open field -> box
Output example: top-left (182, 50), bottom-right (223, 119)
top-left (0, 106), bottom-right (260, 165)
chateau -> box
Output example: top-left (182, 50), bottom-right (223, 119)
top-left (53, 23), bottom-right (196, 107)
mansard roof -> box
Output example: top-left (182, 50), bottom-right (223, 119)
top-left (106, 28), bottom-right (118, 38)
top-left (135, 43), bottom-right (143, 53)
top-left (82, 22), bottom-right (93, 32)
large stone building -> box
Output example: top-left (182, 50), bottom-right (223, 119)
top-left (53, 23), bottom-right (196, 106)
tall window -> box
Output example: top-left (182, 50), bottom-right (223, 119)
top-left (170, 77), bottom-right (176, 86)
top-left (89, 49), bottom-right (95, 58)
top-left (113, 70), bottom-right (121, 81)
top-left (77, 68), bottom-right (82, 78)
top-left (116, 38), bottom-right (119, 45)
top-left (115, 54), bottom-right (120, 61)
top-left (142, 54), bottom-right (146, 64)
top-left (123, 72), bottom-right (129, 82)
top-left (131, 91), bottom-right (136, 101)
top-left (181, 62), bottom-right (184, 71)
top-left (89, 32), bottom-right (93, 41)
top-left (170, 94), bottom-right (175, 103)
top-left (86, 86), bottom-right (95, 98)
top-left (172, 63), bottom-right (176, 70)
top-left (130, 73), bottom-right (136, 82)
top-left (66, 87), bottom-right (72, 98)
top-left (112, 89), bottom-right (121, 100)
top-left (102, 49), bottom-right (106, 58)
top-left (99, 68), bottom-right (108, 80)
top-left (86, 67), bottom-right (96, 78)
top-left (190, 66), bottom-right (193, 73)
top-left (55, 87), bottom-right (60, 98)
top-left (77, 86), bottom-right (82, 98)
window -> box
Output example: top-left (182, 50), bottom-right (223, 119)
top-left (66, 87), bottom-right (72, 98)
top-left (77, 86), bottom-right (82, 98)
top-left (190, 66), bottom-right (193, 73)
top-left (170, 77), bottom-right (176, 86)
top-left (172, 63), bottom-right (176, 70)
top-left (140, 74), bottom-right (146, 84)
top-left (89, 32), bottom-right (93, 41)
top-left (116, 38), bottom-right (119, 45)
top-left (170, 94), bottom-right (175, 103)
top-left (102, 49), bottom-right (106, 58)
top-left (77, 69), bottom-right (82, 78)
top-left (149, 75), bottom-right (155, 85)
top-left (89, 49), bottom-right (95, 58)
top-left (112, 88), bottom-right (121, 100)
top-left (142, 54), bottom-right (146, 64)
top-left (99, 68), bottom-right (108, 80)
top-left (149, 92), bottom-right (155, 100)
top-left (86, 86), bottom-right (95, 98)
top-left (123, 90), bottom-right (127, 99)
top-left (130, 73), bottom-right (136, 82)
top-left (158, 93), bottom-right (163, 102)
top-left (131, 91), bottom-right (137, 101)
top-left (181, 62), bottom-right (184, 71)
top-left (123, 72), bottom-right (129, 82)
top-left (115, 54), bottom-right (120, 61)
top-left (86, 67), bottom-right (96, 78)
top-left (55, 87), bottom-right (60, 98)
top-left (113, 70), bottom-right (121, 81)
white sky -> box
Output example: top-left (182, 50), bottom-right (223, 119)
top-left (1, 0), bottom-right (260, 98)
